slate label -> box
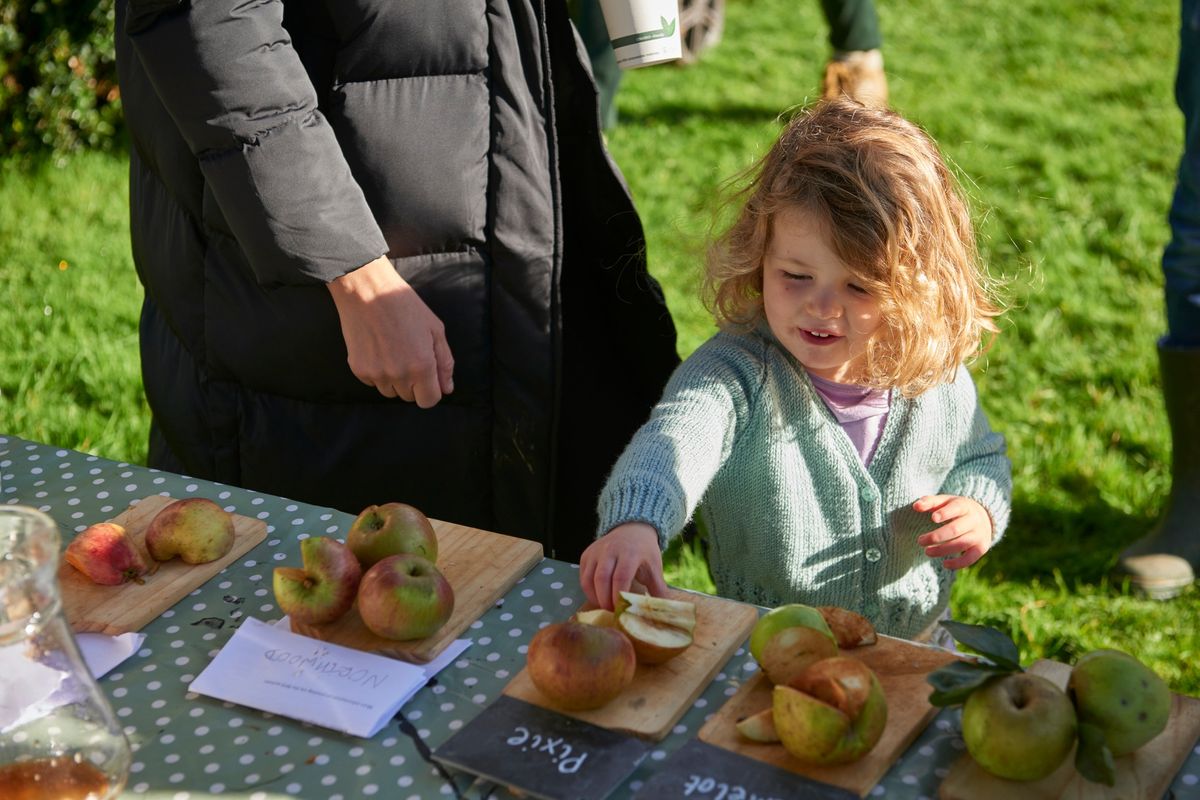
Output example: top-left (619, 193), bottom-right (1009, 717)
top-left (632, 740), bottom-right (859, 800)
top-left (432, 695), bottom-right (651, 800)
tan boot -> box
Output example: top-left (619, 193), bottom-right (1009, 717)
top-left (1115, 344), bottom-right (1200, 599)
top-left (822, 49), bottom-right (888, 109)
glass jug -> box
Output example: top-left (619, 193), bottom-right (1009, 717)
top-left (0, 506), bottom-right (131, 800)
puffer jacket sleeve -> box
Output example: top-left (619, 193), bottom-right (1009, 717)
top-left (124, 0), bottom-right (388, 286)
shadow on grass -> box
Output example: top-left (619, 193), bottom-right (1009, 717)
top-left (972, 490), bottom-right (1156, 588)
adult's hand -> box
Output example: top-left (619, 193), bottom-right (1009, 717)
top-left (328, 256), bottom-right (455, 407)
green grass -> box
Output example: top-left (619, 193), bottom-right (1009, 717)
top-left (2, 0), bottom-right (1197, 692)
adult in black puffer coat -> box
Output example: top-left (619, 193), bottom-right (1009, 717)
top-left (114, 0), bottom-right (679, 562)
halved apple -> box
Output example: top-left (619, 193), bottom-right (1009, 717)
top-left (618, 613), bottom-right (693, 664)
top-left (616, 591), bottom-right (697, 632)
top-left (758, 623), bottom-right (839, 686)
top-left (615, 591), bottom-right (697, 664)
top-left (773, 657), bottom-right (888, 765)
top-left (817, 606), bottom-right (877, 649)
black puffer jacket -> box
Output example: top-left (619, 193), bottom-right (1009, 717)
top-left (114, 0), bottom-right (679, 561)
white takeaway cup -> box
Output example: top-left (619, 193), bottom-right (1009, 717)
top-left (598, 0), bottom-right (683, 69)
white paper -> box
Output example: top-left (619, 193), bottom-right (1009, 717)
top-left (78, 632), bottom-right (146, 679)
top-left (0, 642), bottom-right (67, 733)
top-left (271, 615), bottom-right (472, 683)
top-left (191, 617), bottom-right (438, 737)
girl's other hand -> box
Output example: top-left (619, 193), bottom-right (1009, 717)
top-left (579, 522), bottom-right (669, 611)
top-left (913, 495), bottom-right (994, 570)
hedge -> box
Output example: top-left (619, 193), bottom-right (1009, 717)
top-left (1, 0), bottom-right (122, 154)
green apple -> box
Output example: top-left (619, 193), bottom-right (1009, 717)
top-left (1068, 649), bottom-right (1171, 756)
top-left (749, 604), bottom-right (838, 685)
top-left (144, 497), bottom-right (235, 564)
top-left (346, 502), bottom-right (438, 568)
top-left (772, 656), bottom-right (888, 764)
top-left (65, 522), bottom-right (151, 585)
top-left (961, 672), bottom-right (1077, 781)
top-left (273, 537), bottom-right (362, 625)
top-left (526, 619), bottom-right (637, 711)
top-left (356, 553), bottom-right (455, 640)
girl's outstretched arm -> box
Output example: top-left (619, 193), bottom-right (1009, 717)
top-left (579, 522), bottom-right (670, 611)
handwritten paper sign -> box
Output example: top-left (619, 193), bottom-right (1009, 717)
top-left (433, 695), bottom-right (650, 800)
top-left (632, 740), bottom-right (859, 800)
top-left (190, 616), bottom-right (435, 737)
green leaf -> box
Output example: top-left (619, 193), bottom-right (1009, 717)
top-left (925, 661), bottom-right (1010, 707)
top-left (939, 620), bottom-right (1023, 671)
top-left (1075, 721), bottom-right (1116, 786)
top-left (662, 16), bottom-right (676, 36)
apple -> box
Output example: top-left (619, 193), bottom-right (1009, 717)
top-left (615, 591), bottom-right (696, 664)
top-left (575, 608), bottom-right (619, 628)
top-left (526, 619), bottom-right (637, 711)
top-left (961, 672), bottom-right (1077, 781)
top-left (818, 606), bottom-right (877, 649)
top-left (773, 656), bottom-right (888, 764)
top-left (64, 522), bottom-right (151, 585)
top-left (356, 553), bottom-right (454, 640)
top-left (1068, 649), bottom-right (1170, 756)
top-left (750, 604), bottom-right (839, 685)
top-left (735, 707), bottom-right (780, 743)
top-left (346, 502), bottom-right (438, 568)
top-left (273, 537), bottom-right (362, 625)
top-left (144, 497), bottom-right (235, 564)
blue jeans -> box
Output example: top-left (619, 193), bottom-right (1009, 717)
top-left (1165, 0), bottom-right (1200, 346)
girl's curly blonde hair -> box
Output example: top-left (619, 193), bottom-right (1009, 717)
top-left (704, 99), bottom-right (1003, 397)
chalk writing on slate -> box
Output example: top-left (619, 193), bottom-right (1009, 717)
top-left (432, 695), bottom-right (651, 800)
top-left (632, 740), bottom-right (860, 800)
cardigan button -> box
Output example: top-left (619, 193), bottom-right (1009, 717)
top-left (859, 485), bottom-right (878, 502)
top-left (865, 547), bottom-right (882, 562)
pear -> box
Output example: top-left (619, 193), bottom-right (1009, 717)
top-left (1068, 649), bottom-right (1171, 756)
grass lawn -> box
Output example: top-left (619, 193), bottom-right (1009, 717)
top-left (2, 0), bottom-right (1197, 692)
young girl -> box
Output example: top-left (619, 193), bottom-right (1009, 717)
top-left (579, 99), bottom-right (1012, 643)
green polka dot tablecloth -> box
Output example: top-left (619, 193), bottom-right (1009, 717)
top-left (3, 435), bottom-right (1199, 799)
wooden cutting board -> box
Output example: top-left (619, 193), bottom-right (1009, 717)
top-left (291, 520), bottom-right (543, 664)
top-left (504, 588), bottom-right (760, 741)
top-left (697, 634), bottom-right (960, 797)
top-left (939, 659), bottom-right (1200, 800)
top-left (60, 494), bottom-right (268, 635)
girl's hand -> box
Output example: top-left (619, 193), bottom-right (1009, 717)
top-left (913, 495), bottom-right (994, 570)
top-left (579, 522), bottom-right (669, 611)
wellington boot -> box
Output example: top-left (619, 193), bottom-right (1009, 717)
top-left (822, 50), bottom-right (888, 109)
top-left (1116, 344), bottom-right (1200, 599)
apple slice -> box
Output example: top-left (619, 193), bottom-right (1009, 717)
top-left (617, 612), bottom-right (693, 664)
top-left (617, 591), bottom-right (697, 633)
top-left (817, 606), bottom-right (877, 649)
top-left (735, 707), bottom-right (780, 742)
top-left (575, 608), bottom-right (619, 628)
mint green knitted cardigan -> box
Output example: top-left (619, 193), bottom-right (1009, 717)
top-left (597, 325), bottom-right (1012, 641)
